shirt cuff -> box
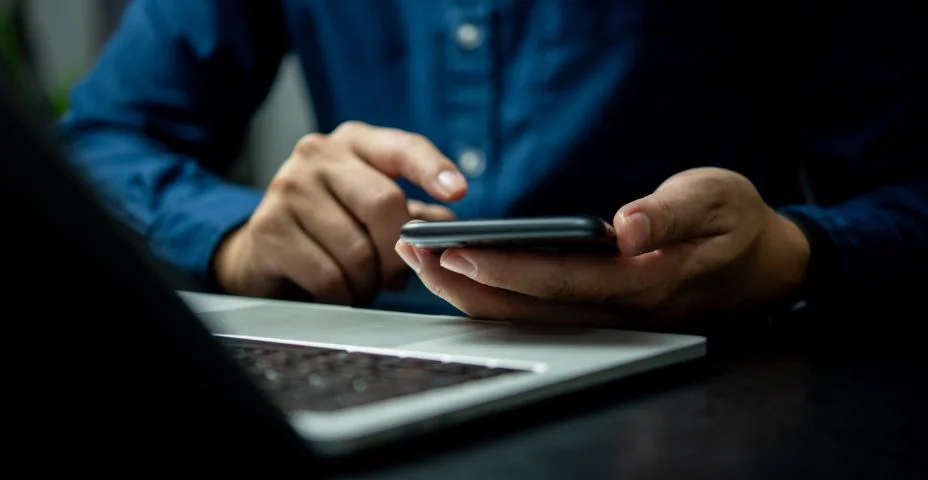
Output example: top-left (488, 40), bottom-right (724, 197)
top-left (148, 184), bottom-right (262, 288)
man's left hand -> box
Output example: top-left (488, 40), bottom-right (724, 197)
top-left (395, 167), bottom-right (811, 326)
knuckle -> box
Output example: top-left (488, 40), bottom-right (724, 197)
top-left (655, 200), bottom-right (678, 239)
top-left (267, 173), bottom-right (303, 197)
top-left (292, 133), bottom-right (328, 157)
top-left (344, 239), bottom-right (377, 271)
top-left (702, 176), bottom-right (731, 206)
top-left (384, 132), bottom-right (424, 165)
top-left (269, 160), bottom-right (324, 198)
top-left (401, 131), bottom-right (428, 148)
top-left (363, 185), bottom-right (407, 216)
top-left (332, 120), bottom-right (367, 137)
top-left (703, 205), bottom-right (727, 231)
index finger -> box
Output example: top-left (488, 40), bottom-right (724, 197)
top-left (434, 248), bottom-right (637, 304)
top-left (331, 121), bottom-right (468, 202)
top-left (396, 242), bottom-right (625, 327)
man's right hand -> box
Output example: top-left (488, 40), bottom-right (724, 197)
top-left (212, 121), bottom-right (468, 305)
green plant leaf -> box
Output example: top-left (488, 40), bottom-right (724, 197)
top-left (0, 4), bottom-right (25, 83)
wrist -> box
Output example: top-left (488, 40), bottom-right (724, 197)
top-left (753, 209), bottom-right (811, 311)
top-left (775, 211), bottom-right (811, 301)
top-left (208, 225), bottom-right (246, 294)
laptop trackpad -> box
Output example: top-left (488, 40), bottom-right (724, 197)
top-left (197, 304), bottom-right (500, 348)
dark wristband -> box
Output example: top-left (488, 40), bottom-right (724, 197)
top-left (773, 209), bottom-right (841, 321)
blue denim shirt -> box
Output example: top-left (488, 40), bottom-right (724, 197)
top-left (59, 0), bottom-right (926, 314)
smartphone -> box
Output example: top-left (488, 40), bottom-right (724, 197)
top-left (399, 215), bottom-right (618, 253)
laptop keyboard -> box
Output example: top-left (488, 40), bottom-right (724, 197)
top-left (219, 337), bottom-right (528, 412)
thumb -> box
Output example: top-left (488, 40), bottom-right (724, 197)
top-left (614, 179), bottom-right (732, 255)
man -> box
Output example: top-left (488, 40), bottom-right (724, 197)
top-left (59, 0), bottom-right (925, 325)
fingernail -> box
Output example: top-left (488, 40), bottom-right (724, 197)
top-left (440, 253), bottom-right (476, 278)
top-left (621, 213), bottom-right (651, 252)
top-left (395, 242), bottom-right (421, 273)
top-left (436, 170), bottom-right (466, 196)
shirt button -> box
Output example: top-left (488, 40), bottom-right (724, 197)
top-left (457, 149), bottom-right (486, 177)
top-left (455, 23), bottom-right (483, 50)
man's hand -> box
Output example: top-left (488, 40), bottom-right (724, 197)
top-left (396, 168), bottom-right (810, 326)
top-left (213, 121), bottom-right (467, 305)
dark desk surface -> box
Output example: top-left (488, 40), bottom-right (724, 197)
top-left (331, 324), bottom-right (927, 479)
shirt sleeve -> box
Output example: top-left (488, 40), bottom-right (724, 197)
top-left (57, 0), bottom-right (290, 283)
top-left (777, 1), bottom-right (927, 315)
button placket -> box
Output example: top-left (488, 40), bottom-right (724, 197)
top-left (444, 1), bottom-right (494, 186)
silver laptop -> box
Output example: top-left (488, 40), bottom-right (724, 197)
top-left (183, 292), bottom-right (705, 456)
top-left (0, 80), bottom-right (705, 460)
